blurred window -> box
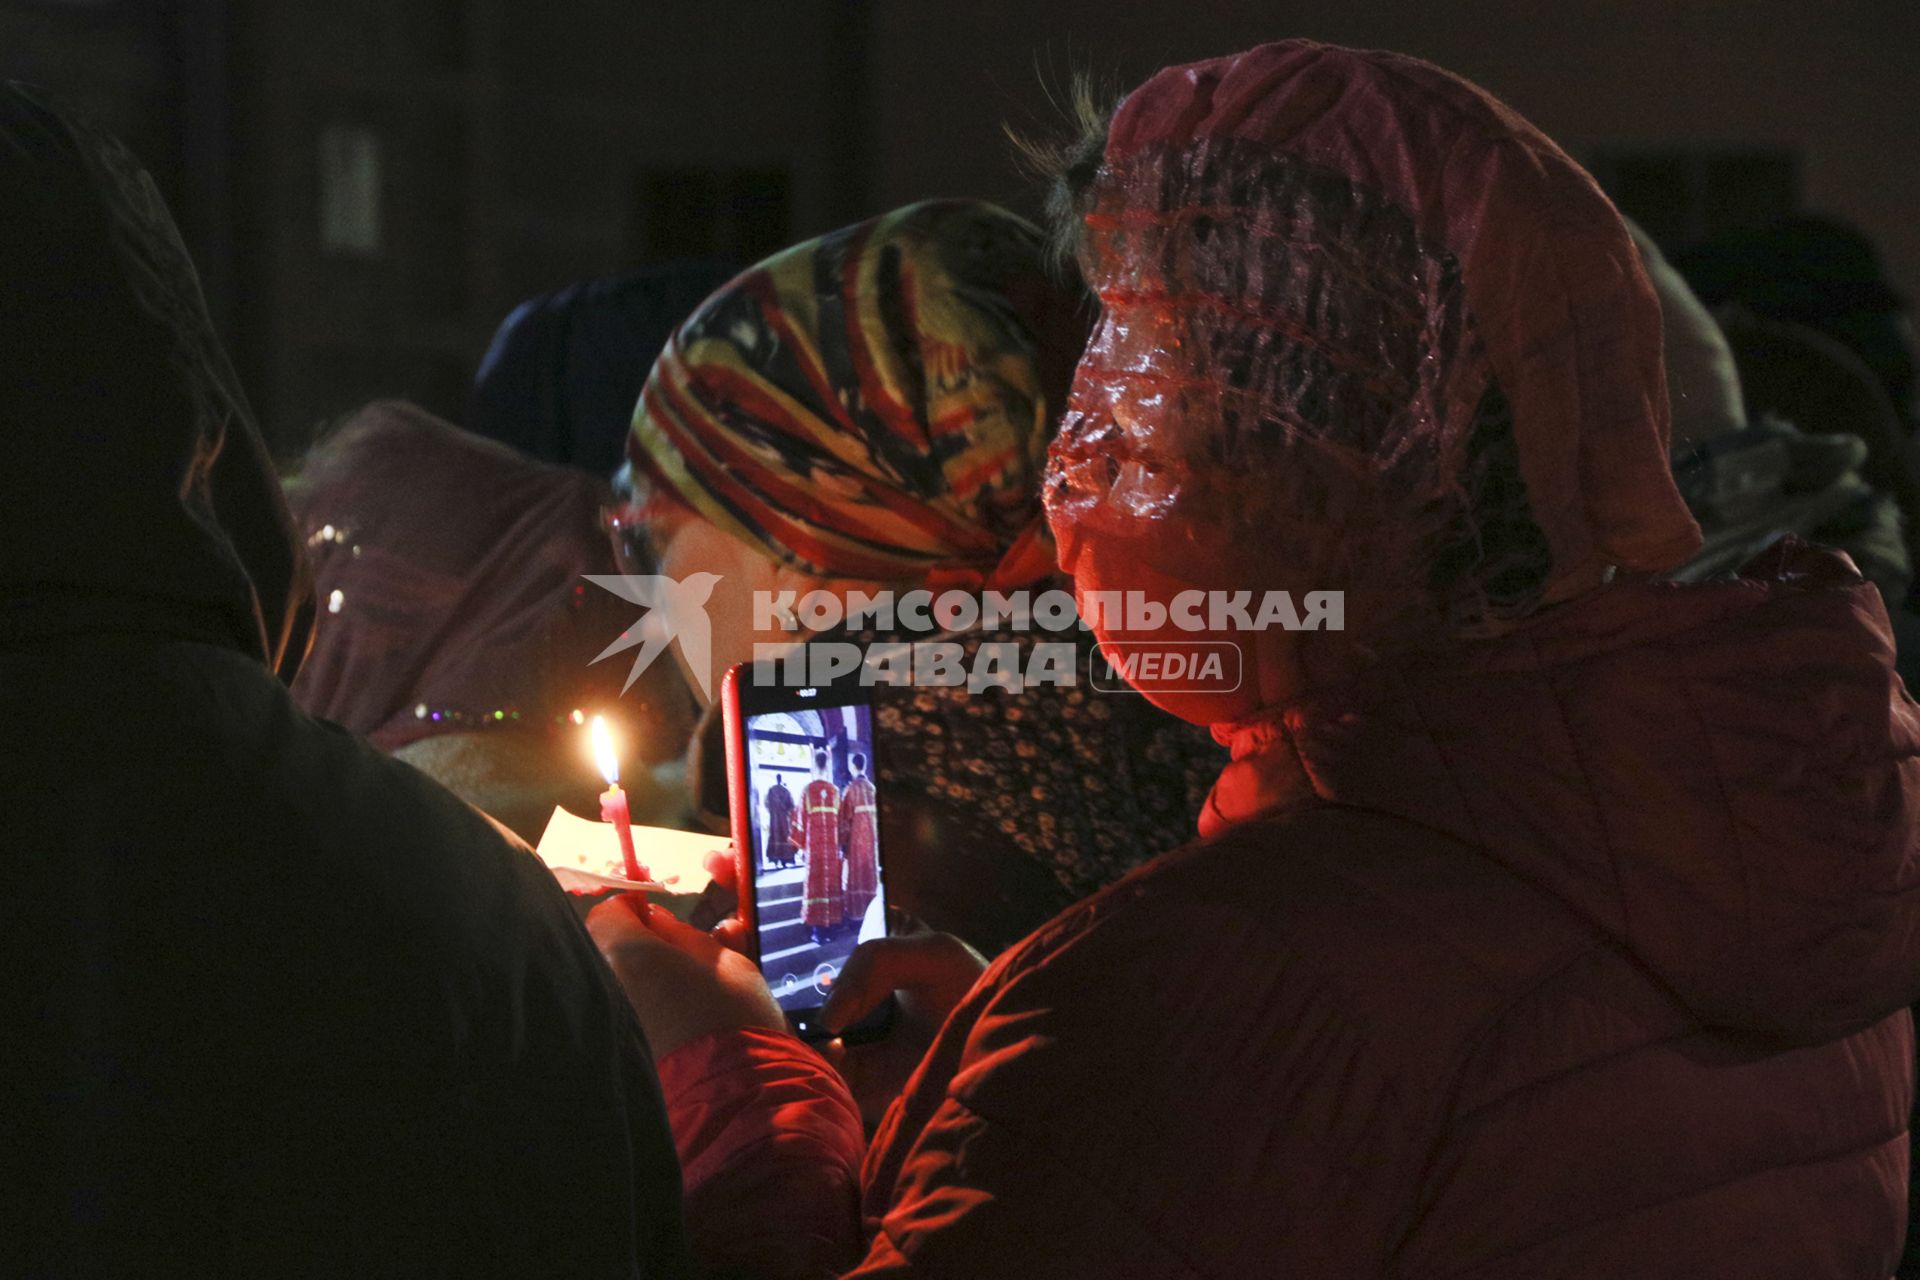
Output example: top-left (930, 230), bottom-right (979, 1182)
top-left (318, 124), bottom-right (383, 257)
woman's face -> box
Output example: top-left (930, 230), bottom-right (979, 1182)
top-left (649, 512), bottom-right (789, 699)
top-left (643, 507), bottom-right (893, 705)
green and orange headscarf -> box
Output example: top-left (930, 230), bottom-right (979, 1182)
top-left (630, 200), bottom-right (1077, 590)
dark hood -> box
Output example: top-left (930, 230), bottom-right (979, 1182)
top-left (1207, 543), bottom-right (1920, 1045)
top-left (466, 259), bottom-right (737, 475)
top-left (0, 83), bottom-right (309, 676)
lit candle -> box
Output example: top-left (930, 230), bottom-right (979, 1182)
top-left (590, 715), bottom-right (645, 883)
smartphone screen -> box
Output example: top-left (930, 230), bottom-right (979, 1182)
top-left (725, 670), bottom-right (889, 1039)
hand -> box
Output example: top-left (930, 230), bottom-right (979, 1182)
top-left (587, 896), bottom-right (787, 1059)
top-left (817, 929), bottom-right (988, 1129)
top-left (700, 845), bottom-right (753, 953)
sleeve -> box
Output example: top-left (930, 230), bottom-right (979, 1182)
top-left (450, 806), bottom-right (698, 1279)
top-left (838, 787), bottom-right (854, 848)
top-left (845, 1100), bottom-right (1204, 1280)
top-left (836, 943), bottom-right (1205, 1280)
top-left (657, 1027), bottom-right (867, 1280)
top-left (841, 894), bottom-right (1419, 1279)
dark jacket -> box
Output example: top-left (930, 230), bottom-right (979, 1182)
top-left (0, 83), bottom-right (689, 1277)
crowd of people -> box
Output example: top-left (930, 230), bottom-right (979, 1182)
top-left (8, 34), bottom-right (1920, 1278)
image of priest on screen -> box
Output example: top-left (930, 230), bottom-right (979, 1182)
top-left (792, 746), bottom-right (845, 944)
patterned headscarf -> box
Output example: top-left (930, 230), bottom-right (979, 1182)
top-left (631, 200), bottom-right (1072, 589)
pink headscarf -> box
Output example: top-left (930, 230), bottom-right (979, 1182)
top-left (288, 401), bottom-right (644, 751)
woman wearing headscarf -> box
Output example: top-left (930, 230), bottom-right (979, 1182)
top-left (0, 85), bottom-right (692, 1277)
top-left (1673, 215), bottom-right (1920, 432)
top-left (1718, 310), bottom-right (1920, 592)
top-left (621, 198), bottom-right (1227, 954)
top-left (1634, 224), bottom-right (1913, 613)
top-left (592, 43), bottom-right (1920, 1277)
top-left (467, 259), bottom-right (738, 475)
top-left (286, 399), bottom-right (701, 841)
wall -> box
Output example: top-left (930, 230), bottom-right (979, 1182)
top-left (868, 0), bottom-right (1920, 304)
top-left (4, 1), bottom-right (1916, 451)
top-left (226, 0), bottom-right (855, 450)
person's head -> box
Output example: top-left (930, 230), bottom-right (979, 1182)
top-left (849, 750), bottom-right (867, 778)
top-left (1038, 42), bottom-right (1701, 725)
top-left (286, 401), bottom-right (699, 838)
top-left (467, 259), bottom-right (738, 474)
top-left (1672, 216), bottom-right (1919, 428)
top-left (617, 200), bottom-right (1090, 696)
top-left (1717, 309), bottom-right (1920, 575)
top-left (813, 747), bottom-right (830, 777)
top-left (0, 82), bottom-right (311, 676)
top-left (1626, 221), bottom-right (1747, 456)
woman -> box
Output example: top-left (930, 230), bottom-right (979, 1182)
top-left (467, 259), bottom-right (738, 475)
top-left (1718, 310), bottom-right (1920, 591)
top-left (1673, 215), bottom-right (1920, 432)
top-left (288, 399), bottom-right (701, 840)
top-left (594, 43), bottom-right (1920, 1277)
top-left (0, 84), bottom-right (690, 1276)
top-left (620, 198), bottom-right (1227, 953)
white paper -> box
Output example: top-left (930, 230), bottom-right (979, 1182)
top-left (534, 806), bottom-right (723, 895)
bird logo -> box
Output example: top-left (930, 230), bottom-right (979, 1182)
top-left (584, 573), bottom-right (723, 699)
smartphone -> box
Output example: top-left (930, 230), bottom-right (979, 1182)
top-left (721, 660), bottom-right (894, 1042)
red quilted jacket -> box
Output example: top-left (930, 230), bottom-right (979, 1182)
top-left (852, 544), bottom-right (1920, 1277)
top-left (666, 546), bottom-right (1920, 1277)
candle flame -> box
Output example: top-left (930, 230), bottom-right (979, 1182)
top-left (589, 714), bottom-right (620, 786)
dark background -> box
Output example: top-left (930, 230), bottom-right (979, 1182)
top-left (5, 0), bottom-right (1916, 455)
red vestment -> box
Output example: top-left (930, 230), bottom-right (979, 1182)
top-left (792, 778), bottom-right (843, 928)
top-left (838, 776), bottom-right (878, 922)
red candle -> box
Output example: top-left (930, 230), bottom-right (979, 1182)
top-left (590, 715), bottom-right (647, 883)
top-left (600, 781), bottom-right (639, 880)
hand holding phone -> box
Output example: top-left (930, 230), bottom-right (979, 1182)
top-left (819, 930), bottom-right (988, 1128)
top-left (721, 662), bottom-right (895, 1042)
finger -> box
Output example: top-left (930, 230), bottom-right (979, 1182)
top-left (637, 902), bottom-right (725, 961)
top-left (818, 1037), bottom-right (847, 1069)
top-left (865, 932), bottom-right (987, 994)
top-left (712, 914), bottom-right (752, 956)
top-left (587, 898), bottom-right (666, 957)
top-left (821, 933), bottom-right (985, 1034)
top-left (819, 940), bottom-right (888, 1033)
top-left (704, 845), bottom-right (740, 892)
top-left (821, 936), bottom-right (910, 1036)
